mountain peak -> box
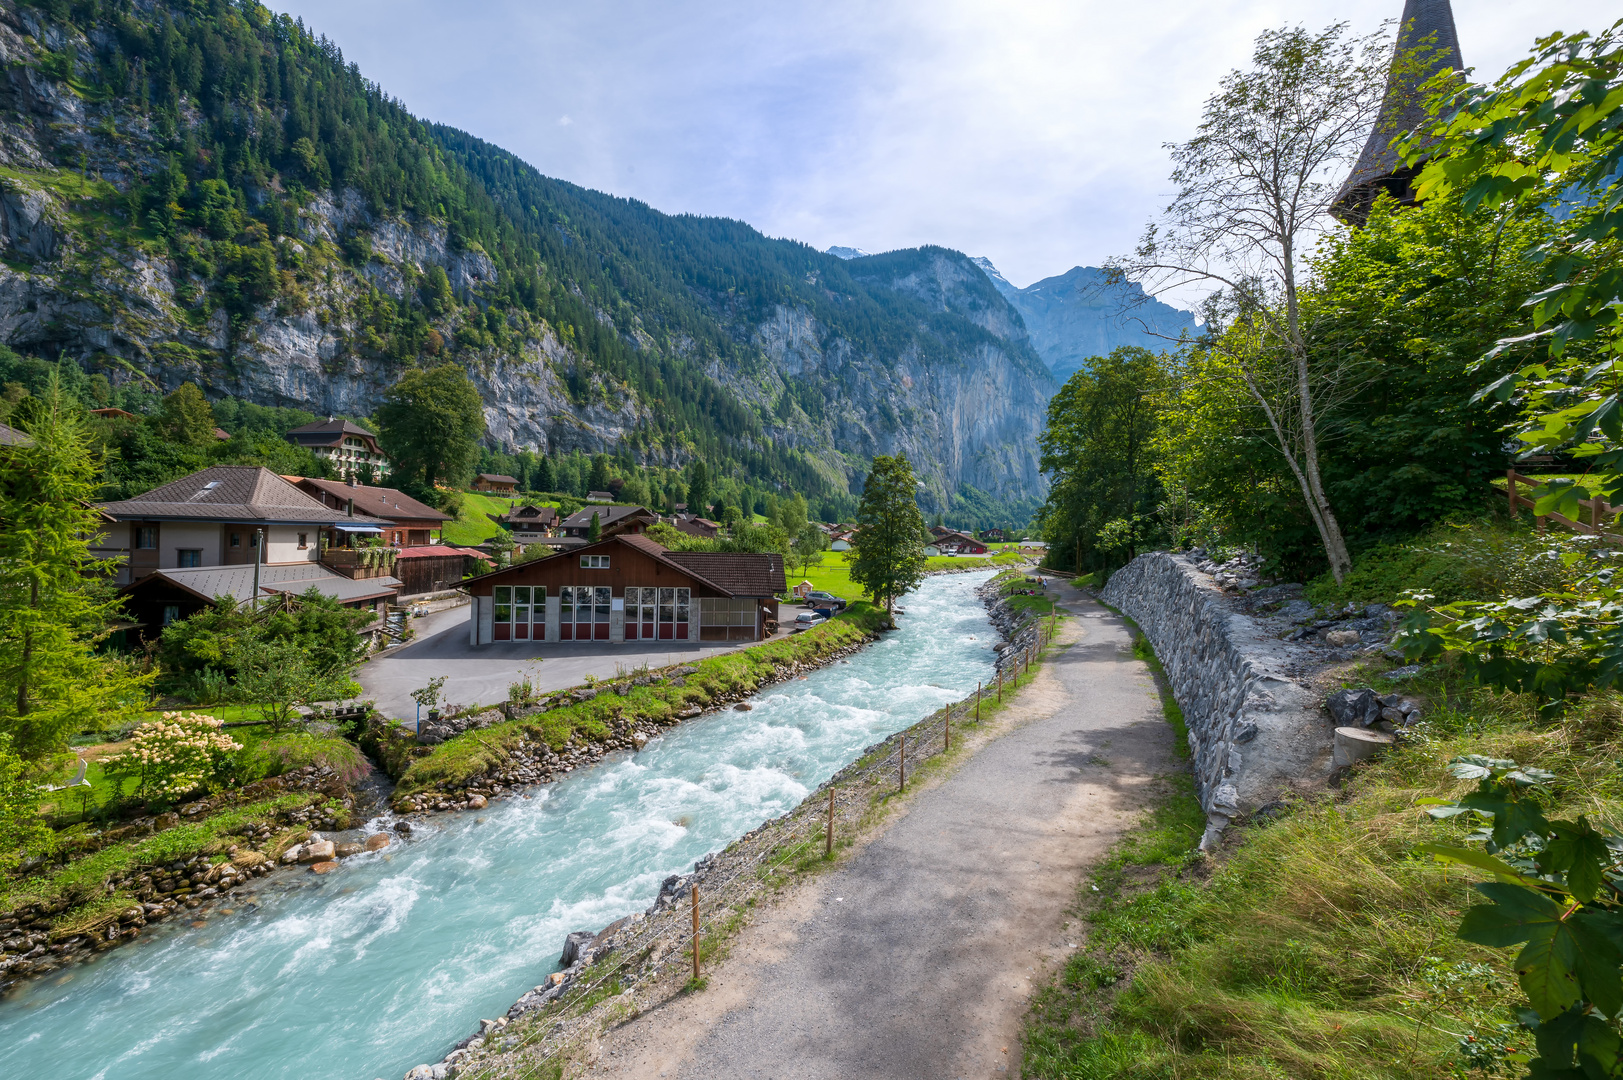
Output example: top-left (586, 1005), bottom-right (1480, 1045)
top-left (825, 245), bottom-right (871, 260)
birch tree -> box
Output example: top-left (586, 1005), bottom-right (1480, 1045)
top-left (1112, 24), bottom-right (1396, 581)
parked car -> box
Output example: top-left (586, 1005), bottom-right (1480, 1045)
top-left (805, 590), bottom-right (848, 610)
top-left (793, 611), bottom-right (826, 631)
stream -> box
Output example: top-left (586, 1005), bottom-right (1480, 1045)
top-left (0, 570), bottom-right (998, 1080)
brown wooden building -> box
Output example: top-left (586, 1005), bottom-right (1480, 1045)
top-left (465, 534), bottom-right (784, 645)
top-left (291, 475), bottom-right (449, 547)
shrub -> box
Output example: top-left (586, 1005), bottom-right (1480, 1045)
top-left (1306, 521), bottom-right (1579, 608)
top-left (102, 713), bottom-right (241, 802)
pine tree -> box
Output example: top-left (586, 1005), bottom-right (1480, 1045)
top-left (152, 381), bottom-right (218, 449)
top-left (0, 380), bottom-right (153, 758)
top-left (849, 454), bottom-right (928, 619)
top-left (533, 453), bottom-right (554, 494)
top-left (688, 460), bottom-right (710, 517)
top-left (588, 454), bottom-right (610, 494)
top-left (587, 511), bottom-right (601, 542)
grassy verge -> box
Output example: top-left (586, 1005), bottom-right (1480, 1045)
top-left (441, 491), bottom-right (525, 546)
top-left (1019, 650), bottom-right (1600, 1080)
top-left (390, 603), bottom-right (892, 797)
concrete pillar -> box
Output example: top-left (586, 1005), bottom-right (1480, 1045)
top-left (545, 595), bottom-right (561, 642)
top-left (610, 594), bottom-right (625, 643)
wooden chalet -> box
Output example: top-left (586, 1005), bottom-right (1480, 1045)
top-left (465, 534), bottom-right (784, 645)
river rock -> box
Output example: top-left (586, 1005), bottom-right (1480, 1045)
top-left (1324, 629), bottom-right (1360, 647)
top-left (299, 840), bottom-right (335, 864)
top-left (280, 845), bottom-right (304, 865)
top-left (560, 929), bottom-right (595, 967)
top-left (1326, 688), bottom-right (1380, 727)
top-left (334, 843), bottom-right (363, 858)
top-left (467, 794), bottom-right (488, 810)
top-left (734, 702), bottom-right (753, 711)
top-left (308, 861), bottom-right (340, 875)
top-left (364, 833), bottom-right (392, 852)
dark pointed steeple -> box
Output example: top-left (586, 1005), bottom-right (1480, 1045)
top-left (1332, 0), bottom-right (1464, 224)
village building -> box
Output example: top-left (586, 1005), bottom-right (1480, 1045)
top-left (472, 473), bottom-right (519, 494)
top-left (557, 504), bottom-right (658, 540)
top-left (118, 563), bottom-right (401, 637)
top-left (290, 475), bottom-right (449, 547)
top-left (934, 529), bottom-right (989, 555)
top-left (96, 465), bottom-right (394, 586)
top-left (284, 418), bottom-right (391, 480)
top-left (465, 534), bottom-right (784, 645)
top-left (670, 513), bottom-right (719, 540)
top-left (489, 503), bottom-right (558, 543)
top-left (586, 490), bottom-right (614, 503)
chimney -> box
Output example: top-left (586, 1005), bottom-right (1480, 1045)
top-left (347, 497), bottom-right (354, 517)
top-left (349, 475), bottom-right (358, 487)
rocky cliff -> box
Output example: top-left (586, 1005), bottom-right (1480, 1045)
top-left (0, 0), bottom-right (1052, 515)
top-left (974, 259), bottom-right (1197, 384)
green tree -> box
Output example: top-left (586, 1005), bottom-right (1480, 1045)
top-left (231, 637), bottom-right (358, 735)
top-left (0, 380), bottom-right (152, 757)
top-left (1039, 347), bottom-right (1170, 572)
top-left (587, 511), bottom-right (601, 542)
top-left (587, 454), bottom-right (611, 494)
top-left (0, 734), bottom-right (52, 872)
top-left (533, 454), bottom-right (555, 493)
top-left (687, 460), bottom-right (710, 516)
top-left (791, 522), bottom-right (829, 577)
top-left (420, 264), bottom-right (454, 316)
top-left (849, 454), bottom-right (928, 618)
top-left (151, 381), bottom-right (219, 449)
top-left (375, 362), bottom-right (487, 493)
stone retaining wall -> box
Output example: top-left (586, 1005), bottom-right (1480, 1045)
top-left (1100, 552), bottom-right (1327, 843)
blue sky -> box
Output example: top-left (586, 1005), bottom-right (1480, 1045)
top-left (269, 0), bottom-right (1614, 290)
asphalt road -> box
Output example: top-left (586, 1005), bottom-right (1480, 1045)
top-left (357, 602), bottom-right (804, 723)
top-left (592, 583), bottom-right (1177, 1079)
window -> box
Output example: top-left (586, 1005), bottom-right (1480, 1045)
top-left (229, 532), bottom-right (241, 548)
top-left (581, 555), bottom-right (610, 569)
top-left (161, 604), bottom-right (181, 626)
top-left (177, 550), bottom-right (202, 568)
top-left (298, 533), bottom-right (308, 549)
top-left (134, 526), bottom-right (157, 549)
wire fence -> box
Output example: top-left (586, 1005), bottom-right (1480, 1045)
top-left (460, 610), bottom-right (1062, 1080)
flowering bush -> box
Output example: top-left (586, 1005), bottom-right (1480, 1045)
top-left (103, 712), bottom-right (242, 801)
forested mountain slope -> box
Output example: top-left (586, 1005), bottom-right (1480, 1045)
top-left (0, 0), bottom-right (1053, 516)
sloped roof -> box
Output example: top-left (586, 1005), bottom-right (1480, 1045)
top-left (1333, 0), bottom-right (1464, 222)
top-left (100, 466), bottom-right (390, 525)
top-left (397, 544), bottom-right (479, 559)
top-left (559, 504), bottom-right (655, 530)
top-left (492, 503), bottom-right (558, 525)
top-left (663, 552), bottom-right (786, 597)
top-left (936, 530), bottom-right (983, 546)
top-left (285, 418), bottom-right (379, 446)
top-left (0, 421), bottom-right (33, 447)
top-left (120, 562), bottom-right (401, 605)
top-left (292, 476), bottom-right (448, 522)
top-left (478, 473), bottom-right (519, 484)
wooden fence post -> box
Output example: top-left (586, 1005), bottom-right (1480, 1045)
top-left (899, 734), bottom-right (906, 792)
top-left (944, 706), bottom-right (950, 751)
top-left (976, 681), bottom-right (982, 722)
top-left (691, 883), bottom-right (701, 982)
top-left (826, 787), bottom-right (834, 857)
top-left (1507, 468), bottom-right (1517, 518)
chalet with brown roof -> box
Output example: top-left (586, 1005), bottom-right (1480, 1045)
top-left (934, 530), bottom-right (988, 555)
top-left (558, 504), bottom-right (658, 540)
top-left (284, 418), bottom-right (391, 480)
top-left (96, 465), bottom-right (391, 586)
top-left (489, 503), bottom-right (558, 540)
top-left (671, 513), bottom-right (719, 540)
top-left (291, 475), bottom-right (449, 547)
top-left (473, 473), bottom-right (519, 493)
top-left (466, 533), bottom-right (784, 645)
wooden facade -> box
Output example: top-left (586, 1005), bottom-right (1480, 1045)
top-left (464, 535), bottom-right (781, 646)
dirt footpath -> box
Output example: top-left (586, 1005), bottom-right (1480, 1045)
top-left (586, 588), bottom-right (1177, 1079)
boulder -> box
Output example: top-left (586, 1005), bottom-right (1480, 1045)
top-left (334, 843), bottom-right (364, 858)
top-left (1324, 629), bottom-right (1360, 648)
top-left (364, 833), bottom-right (392, 852)
top-left (308, 861), bottom-right (340, 875)
top-left (279, 845), bottom-right (305, 865)
top-left (560, 929), bottom-right (596, 967)
top-left (299, 840), bottom-right (335, 864)
top-left (734, 702), bottom-right (753, 711)
top-left (466, 794), bottom-right (488, 810)
top-left (1326, 688), bottom-right (1380, 727)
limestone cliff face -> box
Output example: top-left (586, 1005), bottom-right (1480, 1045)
top-left (0, 0), bottom-right (1048, 507)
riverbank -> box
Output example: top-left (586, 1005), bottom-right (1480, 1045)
top-left (424, 574), bottom-right (1066, 1080)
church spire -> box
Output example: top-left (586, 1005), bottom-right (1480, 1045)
top-left (1332, 0), bottom-right (1464, 224)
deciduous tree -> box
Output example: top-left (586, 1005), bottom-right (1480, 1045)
top-left (849, 455), bottom-right (928, 618)
top-left (375, 362), bottom-right (486, 494)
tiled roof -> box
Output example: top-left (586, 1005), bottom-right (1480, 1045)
top-left (99, 466), bottom-right (390, 525)
top-left (0, 421), bottom-right (33, 447)
top-left (663, 552), bottom-right (786, 597)
top-left (285, 418), bottom-right (379, 447)
top-left (559, 504), bottom-right (654, 530)
top-left (478, 473), bottom-right (519, 484)
top-left (292, 476), bottom-right (448, 522)
top-left (493, 503), bottom-right (557, 524)
top-left (397, 545), bottom-right (480, 559)
top-left (120, 562), bottom-right (401, 605)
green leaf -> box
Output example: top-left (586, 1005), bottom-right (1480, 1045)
top-left (1420, 843), bottom-right (1546, 885)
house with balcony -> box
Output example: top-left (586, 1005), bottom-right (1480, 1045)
top-left (557, 504), bottom-right (658, 540)
top-left (290, 475), bottom-right (449, 548)
top-left (473, 473), bottom-right (519, 494)
top-left (489, 503), bottom-right (558, 543)
top-left (96, 465), bottom-right (400, 636)
top-left (284, 418), bottom-right (391, 480)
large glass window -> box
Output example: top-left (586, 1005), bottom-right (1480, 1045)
top-left (494, 586), bottom-right (511, 623)
top-left (594, 586), bottom-right (611, 619)
top-left (560, 586), bottom-right (573, 619)
top-left (659, 587), bottom-right (675, 624)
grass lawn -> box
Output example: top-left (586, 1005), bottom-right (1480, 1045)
top-left (441, 491), bottom-right (529, 546)
top-left (786, 549), bottom-right (1028, 601)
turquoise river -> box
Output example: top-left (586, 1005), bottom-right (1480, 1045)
top-left (0, 570), bottom-right (999, 1080)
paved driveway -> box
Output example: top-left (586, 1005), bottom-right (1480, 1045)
top-left (358, 603), bottom-right (800, 724)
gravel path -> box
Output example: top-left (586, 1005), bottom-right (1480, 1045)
top-left (589, 584), bottom-right (1177, 1079)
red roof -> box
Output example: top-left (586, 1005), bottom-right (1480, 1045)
top-left (399, 544), bottom-right (494, 563)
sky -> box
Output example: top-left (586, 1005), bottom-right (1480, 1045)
top-left (267, 0), bottom-right (1613, 291)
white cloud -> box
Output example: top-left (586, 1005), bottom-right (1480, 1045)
top-left (269, 0), bottom-right (1616, 288)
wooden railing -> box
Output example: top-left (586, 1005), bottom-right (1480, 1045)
top-left (1505, 469), bottom-right (1623, 542)
top-left (321, 547), bottom-right (399, 580)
